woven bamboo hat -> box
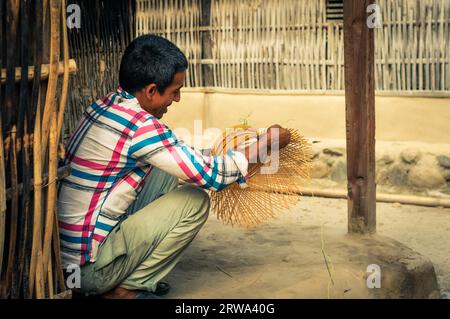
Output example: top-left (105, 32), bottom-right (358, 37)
top-left (209, 124), bottom-right (312, 227)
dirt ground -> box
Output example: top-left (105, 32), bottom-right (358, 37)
top-left (165, 196), bottom-right (450, 299)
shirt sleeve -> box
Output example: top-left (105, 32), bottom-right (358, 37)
top-left (128, 117), bottom-right (249, 191)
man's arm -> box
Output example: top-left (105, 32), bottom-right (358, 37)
top-left (130, 119), bottom-right (291, 191)
top-left (129, 118), bottom-right (250, 191)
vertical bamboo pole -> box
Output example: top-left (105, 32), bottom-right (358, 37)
top-left (197, 2), bottom-right (203, 87)
top-left (393, 2), bottom-right (399, 91)
top-left (0, 114), bottom-right (5, 297)
top-left (426, 3), bottom-right (432, 91)
top-left (218, 0), bottom-right (224, 87)
top-left (446, 0), bottom-right (450, 91)
top-left (410, 1), bottom-right (415, 90)
top-left (41, 1), bottom-right (60, 295)
top-left (254, 2), bottom-right (260, 89)
top-left (405, 1), bottom-right (411, 90)
top-left (47, 259), bottom-right (54, 298)
top-left (26, 0), bottom-right (43, 299)
top-left (344, 0), bottom-right (376, 234)
top-left (30, 0), bottom-right (49, 299)
top-left (4, 0), bottom-right (20, 299)
top-left (52, 209), bottom-right (65, 293)
top-left (0, 0), bottom-right (6, 292)
top-left (400, 4), bottom-right (406, 91)
top-left (30, 90), bottom-right (44, 298)
top-left (42, 110), bottom-right (58, 292)
top-left (51, 0), bottom-right (70, 296)
top-left (40, 0), bottom-right (60, 159)
top-left (44, 0), bottom-right (63, 298)
top-left (56, 0), bottom-right (69, 138)
top-left (438, 0), bottom-right (445, 90)
top-left (15, 0), bottom-right (30, 298)
top-left (418, 0), bottom-right (424, 90)
top-left (211, 1), bottom-right (218, 87)
top-left (382, 0), bottom-right (389, 90)
top-left (0, 124), bottom-right (5, 296)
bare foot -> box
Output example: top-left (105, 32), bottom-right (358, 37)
top-left (102, 286), bottom-right (137, 299)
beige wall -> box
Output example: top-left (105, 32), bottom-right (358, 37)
top-left (162, 90), bottom-right (450, 145)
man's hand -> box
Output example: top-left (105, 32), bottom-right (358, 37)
top-left (241, 124), bottom-right (291, 168)
top-left (267, 124), bottom-right (291, 150)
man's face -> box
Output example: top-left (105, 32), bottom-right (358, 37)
top-left (140, 71), bottom-right (185, 119)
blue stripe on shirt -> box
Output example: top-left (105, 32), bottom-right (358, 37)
top-left (91, 101), bottom-right (139, 132)
top-left (61, 233), bottom-right (85, 244)
top-left (128, 135), bottom-right (168, 155)
top-left (178, 145), bottom-right (226, 190)
top-left (95, 222), bottom-right (114, 232)
top-left (71, 168), bottom-right (116, 183)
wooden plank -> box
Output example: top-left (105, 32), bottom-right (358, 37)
top-left (343, 0), bottom-right (376, 234)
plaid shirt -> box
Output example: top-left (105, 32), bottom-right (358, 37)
top-left (57, 87), bottom-right (248, 267)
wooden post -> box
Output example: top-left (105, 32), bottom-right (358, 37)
top-left (343, 0), bottom-right (376, 234)
top-left (201, 0), bottom-right (213, 87)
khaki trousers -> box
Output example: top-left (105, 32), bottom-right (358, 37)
top-left (78, 168), bottom-right (210, 295)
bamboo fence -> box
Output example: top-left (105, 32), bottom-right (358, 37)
top-left (136, 0), bottom-right (450, 92)
top-left (64, 0), bottom-right (135, 142)
top-left (0, 0), bottom-right (76, 298)
top-left (0, 0), bottom-right (133, 298)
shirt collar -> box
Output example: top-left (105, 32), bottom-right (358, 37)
top-left (115, 86), bottom-right (145, 111)
top-left (116, 86), bottom-right (136, 100)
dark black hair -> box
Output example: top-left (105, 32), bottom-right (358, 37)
top-left (119, 34), bottom-right (188, 94)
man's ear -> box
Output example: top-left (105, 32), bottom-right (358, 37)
top-left (144, 83), bottom-right (158, 100)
